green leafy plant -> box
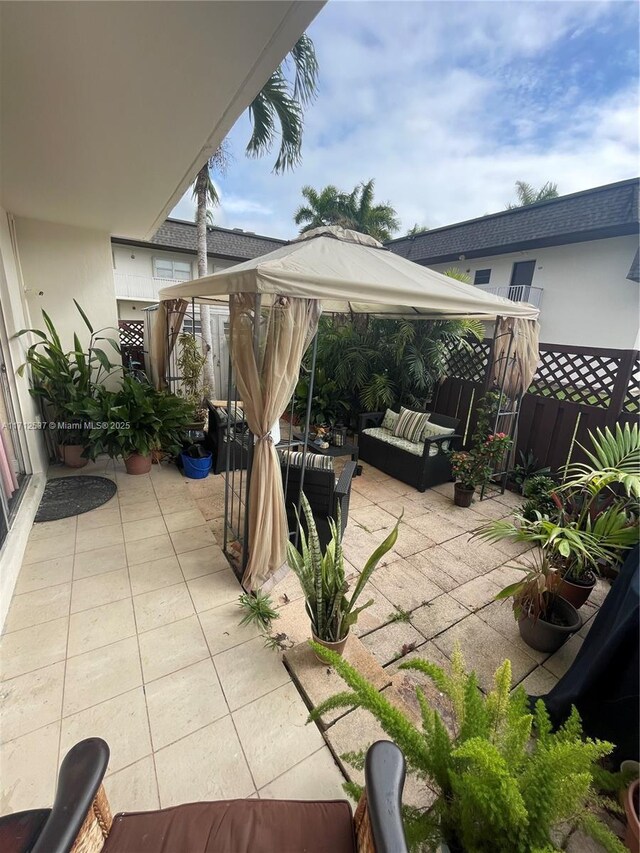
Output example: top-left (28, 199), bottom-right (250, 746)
top-left (521, 475), bottom-right (559, 521)
top-left (294, 367), bottom-right (348, 427)
top-left (84, 375), bottom-right (193, 461)
top-left (309, 643), bottom-right (625, 853)
top-left (238, 591), bottom-right (280, 632)
top-left (476, 424), bottom-right (639, 581)
top-left (176, 332), bottom-right (209, 422)
top-left (15, 302), bottom-right (120, 446)
top-left (511, 450), bottom-right (551, 492)
top-left (286, 493), bottom-right (400, 642)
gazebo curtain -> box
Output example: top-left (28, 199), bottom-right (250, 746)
top-left (148, 299), bottom-right (188, 390)
top-left (229, 293), bottom-right (321, 589)
top-left (492, 317), bottom-right (540, 399)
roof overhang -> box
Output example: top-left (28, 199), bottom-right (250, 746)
top-left (0, 1), bottom-right (323, 239)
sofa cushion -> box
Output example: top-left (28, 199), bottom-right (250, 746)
top-left (393, 407), bottom-right (430, 443)
top-left (363, 426), bottom-right (445, 456)
top-left (279, 449), bottom-right (334, 472)
top-left (381, 408), bottom-right (400, 431)
top-left (103, 800), bottom-right (356, 853)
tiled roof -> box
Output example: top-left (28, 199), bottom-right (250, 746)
top-left (114, 218), bottom-right (287, 260)
top-left (387, 179), bottom-right (639, 264)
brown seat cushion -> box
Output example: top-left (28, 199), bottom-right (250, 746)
top-left (0, 809), bottom-right (51, 853)
top-left (103, 799), bottom-right (356, 853)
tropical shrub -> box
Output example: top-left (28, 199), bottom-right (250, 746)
top-left (15, 302), bottom-right (120, 445)
top-left (286, 493), bottom-right (399, 642)
top-left (176, 332), bottom-right (209, 421)
top-left (451, 432), bottom-right (513, 490)
top-left (521, 475), bottom-right (559, 521)
top-left (476, 424), bottom-right (639, 581)
top-left (297, 314), bottom-right (485, 427)
top-left (310, 644), bottom-right (625, 853)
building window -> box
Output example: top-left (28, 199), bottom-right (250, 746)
top-left (153, 257), bottom-right (193, 281)
top-left (474, 269), bottom-right (491, 285)
top-left (182, 315), bottom-right (202, 336)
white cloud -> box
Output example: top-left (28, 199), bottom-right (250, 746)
top-left (170, 0), bottom-right (639, 239)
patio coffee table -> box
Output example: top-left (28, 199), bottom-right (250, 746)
top-left (292, 430), bottom-right (360, 470)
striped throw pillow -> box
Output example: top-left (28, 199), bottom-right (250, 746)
top-left (393, 407), bottom-right (430, 444)
top-left (381, 408), bottom-right (399, 431)
top-left (278, 449), bottom-right (334, 472)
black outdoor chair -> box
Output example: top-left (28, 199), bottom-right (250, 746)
top-left (358, 411), bottom-right (462, 492)
top-left (203, 402), bottom-right (249, 475)
top-left (281, 459), bottom-right (357, 549)
top-left (0, 738), bottom-right (409, 853)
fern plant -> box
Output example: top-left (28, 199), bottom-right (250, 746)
top-left (309, 643), bottom-right (625, 853)
top-left (286, 493), bottom-right (399, 642)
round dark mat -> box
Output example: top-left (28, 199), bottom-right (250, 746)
top-left (35, 476), bottom-right (118, 522)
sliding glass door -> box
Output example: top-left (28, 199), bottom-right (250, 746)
top-left (0, 317), bottom-right (29, 547)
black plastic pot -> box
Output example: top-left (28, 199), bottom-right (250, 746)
top-left (518, 596), bottom-right (581, 653)
top-left (454, 483), bottom-right (475, 507)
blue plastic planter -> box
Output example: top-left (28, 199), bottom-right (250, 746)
top-left (181, 451), bottom-right (212, 479)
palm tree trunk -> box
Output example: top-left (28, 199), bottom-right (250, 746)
top-left (195, 164), bottom-right (215, 398)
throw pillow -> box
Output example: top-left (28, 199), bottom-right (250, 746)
top-left (393, 407), bottom-right (430, 444)
top-left (381, 408), bottom-right (399, 431)
top-left (278, 449), bottom-right (334, 472)
top-left (422, 421), bottom-right (455, 440)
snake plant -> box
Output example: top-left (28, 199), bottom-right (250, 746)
top-left (286, 493), bottom-right (400, 642)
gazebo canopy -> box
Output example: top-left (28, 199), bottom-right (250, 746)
top-left (158, 226), bottom-right (540, 320)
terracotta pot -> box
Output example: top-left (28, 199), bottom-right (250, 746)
top-left (518, 596), bottom-right (581, 653)
top-left (625, 779), bottom-right (640, 852)
top-left (124, 453), bottom-right (152, 475)
top-left (311, 629), bottom-right (349, 662)
top-left (454, 483), bottom-right (475, 507)
top-left (62, 444), bottom-right (88, 469)
top-left (556, 572), bottom-right (596, 609)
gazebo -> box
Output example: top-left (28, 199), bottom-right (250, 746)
top-left (157, 226), bottom-right (540, 590)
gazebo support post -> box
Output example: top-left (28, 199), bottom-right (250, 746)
top-left (293, 331), bottom-right (318, 548)
top-left (241, 295), bottom-right (262, 576)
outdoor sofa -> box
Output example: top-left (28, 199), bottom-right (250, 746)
top-left (358, 408), bottom-right (461, 492)
top-left (0, 737), bottom-right (409, 853)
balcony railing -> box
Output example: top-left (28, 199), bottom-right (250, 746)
top-left (113, 272), bottom-right (181, 301)
top-left (476, 283), bottom-right (543, 308)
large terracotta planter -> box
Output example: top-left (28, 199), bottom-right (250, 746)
top-left (518, 596), bottom-right (581, 653)
top-left (124, 453), bottom-right (152, 475)
top-left (454, 483), bottom-right (475, 507)
top-left (556, 572), bottom-right (596, 609)
top-left (311, 629), bottom-right (349, 662)
top-left (625, 779), bottom-right (640, 852)
top-left (62, 445), bottom-right (88, 469)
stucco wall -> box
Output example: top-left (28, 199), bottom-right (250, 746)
top-left (430, 235), bottom-right (639, 349)
top-left (16, 217), bottom-right (119, 351)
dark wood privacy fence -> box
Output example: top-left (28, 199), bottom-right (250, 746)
top-left (118, 321), bottom-right (145, 370)
top-left (432, 340), bottom-right (640, 473)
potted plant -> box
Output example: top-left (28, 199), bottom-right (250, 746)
top-left (176, 332), bottom-right (209, 428)
top-left (15, 302), bottom-right (120, 467)
top-left (475, 424), bottom-right (639, 608)
top-left (310, 644), bottom-right (625, 852)
top-left (624, 778), bottom-right (639, 852)
top-left (286, 493), bottom-right (399, 657)
top-left (450, 432), bottom-right (512, 507)
top-left (494, 551), bottom-right (581, 652)
top-left (84, 376), bottom-right (193, 474)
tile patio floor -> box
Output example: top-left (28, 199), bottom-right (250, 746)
top-left (0, 458), bottom-right (346, 816)
top-left (1, 455), bottom-right (609, 827)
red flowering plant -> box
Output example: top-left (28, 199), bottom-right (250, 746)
top-left (450, 432), bottom-right (513, 490)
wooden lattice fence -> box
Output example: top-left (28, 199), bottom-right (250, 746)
top-left (432, 340), bottom-right (640, 473)
top-left (118, 321), bottom-right (145, 371)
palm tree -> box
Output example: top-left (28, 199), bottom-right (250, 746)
top-left (340, 179), bottom-right (400, 241)
top-left (406, 223), bottom-right (429, 236)
top-left (507, 180), bottom-right (559, 209)
top-left (294, 179), bottom-right (400, 241)
top-left (294, 185), bottom-right (344, 232)
top-left (192, 34), bottom-right (318, 394)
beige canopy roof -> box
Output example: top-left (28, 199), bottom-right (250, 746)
top-left (158, 226), bottom-right (540, 320)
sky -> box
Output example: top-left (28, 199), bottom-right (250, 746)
top-left (170, 0), bottom-right (639, 240)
